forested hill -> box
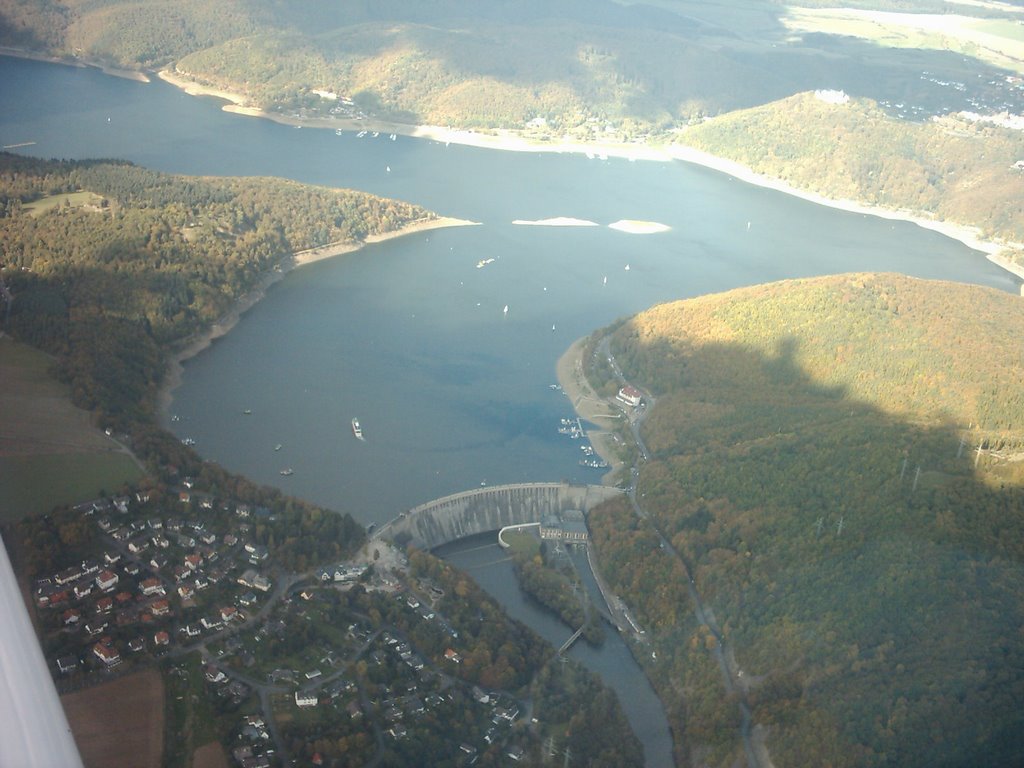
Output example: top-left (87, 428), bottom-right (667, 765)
top-left (0, 153), bottom-right (431, 425)
top-left (1, 0), bottom-right (1005, 134)
top-left (679, 91), bottom-right (1024, 246)
top-left (584, 274), bottom-right (1024, 766)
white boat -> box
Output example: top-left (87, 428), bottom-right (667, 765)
top-left (274, 444), bottom-right (282, 451)
top-left (352, 418), bottom-right (364, 440)
top-left (280, 468), bottom-right (294, 476)
top-left (390, 133), bottom-right (397, 141)
top-left (335, 129), bottom-right (343, 136)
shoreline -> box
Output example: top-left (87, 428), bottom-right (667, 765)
top-left (0, 46), bottom-right (149, 82)
top-left (157, 216), bottom-right (477, 416)
top-left (666, 144), bottom-right (1024, 277)
top-left (154, 68), bottom-right (1024, 282)
top-left (1, 55), bottom-right (1019, 281)
top-left (555, 337), bottom-right (626, 486)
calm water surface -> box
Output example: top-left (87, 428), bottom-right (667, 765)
top-left (5, 58), bottom-right (1011, 520)
top-left (2, 56), bottom-right (1018, 766)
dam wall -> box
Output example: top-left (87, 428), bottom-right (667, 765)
top-left (373, 482), bottom-right (624, 550)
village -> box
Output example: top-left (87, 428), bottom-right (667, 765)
top-left (25, 479), bottom-right (567, 767)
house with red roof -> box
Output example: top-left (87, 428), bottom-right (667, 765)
top-left (92, 642), bottom-right (120, 667)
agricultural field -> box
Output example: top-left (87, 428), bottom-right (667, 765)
top-left (781, 6), bottom-right (1024, 74)
top-left (192, 743), bottom-right (229, 768)
top-left (61, 668), bottom-right (164, 768)
top-left (0, 336), bottom-right (142, 521)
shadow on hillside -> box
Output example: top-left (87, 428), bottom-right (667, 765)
top-left (292, 0), bottom-right (1013, 121)
top-left (589, 321), bottom-right (1024, 765)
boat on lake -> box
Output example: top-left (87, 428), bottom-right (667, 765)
top-left (280, 468), bottom-right (294, 476)
top-left (352, 418), bottom-right (364, 440)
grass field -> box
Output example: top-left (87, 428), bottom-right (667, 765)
top-left (62, 668), bottom-right (164, 768)
top-left (503, 529), bottom-right (541, 559)
top-left (22, 190), bottom-right (106, 218)
top-left (0, 452), bottom-right (142, 522)
top-left (0, 335), bottom-right (143, 521)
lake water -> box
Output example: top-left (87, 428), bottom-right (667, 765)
top-left (2, 55), bottom-right (1018, 767)
top-left (2, 57), bottom-right (1015, 521)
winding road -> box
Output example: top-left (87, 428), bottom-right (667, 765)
top-left (595, 334), bottom-right (767, 768)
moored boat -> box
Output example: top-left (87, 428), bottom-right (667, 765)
top-left (352, 418), bottom-right (364, 440)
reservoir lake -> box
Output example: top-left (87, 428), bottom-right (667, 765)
top-left (1, 55), bottom-right (1018, 767)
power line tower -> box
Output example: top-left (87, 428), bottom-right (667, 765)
top-left (900, 457), bottom-right (908, 482)
top-left (836, 516), bottom-right (844, 537)
top-left (814, 517), bottom-right (824, 538)
top-left (912, 465), bottom-right (921, 493)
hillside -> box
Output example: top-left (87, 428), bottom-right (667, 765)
top-left (584, 274), bottom-right (1024, 766)
top-left (678, 91), bottom-right (1024, 249)
top-left (2, 0), bottom-right (1014, 135)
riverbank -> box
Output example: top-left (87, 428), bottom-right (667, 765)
top-left (158, 216), bottom-right (477, 415)
top-left (555, 338), bottom-right (626, 486)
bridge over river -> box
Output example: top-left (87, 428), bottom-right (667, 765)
top-left (372, 482), bottom-right (624, 550)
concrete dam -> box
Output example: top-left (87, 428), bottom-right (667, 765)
top-left (372, 482), bottom-right (625, 550)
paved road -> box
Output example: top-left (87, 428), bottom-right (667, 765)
top-left (598, 334), bottom-right (764, 768)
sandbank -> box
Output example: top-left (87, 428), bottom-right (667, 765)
top-left (158, 69), bottom-right (245, 105)
top-left (608, 220), bottom-right (671, 234)
top-left (512, 217), bottom-right (599, 227)
top-left (158, 216), bottom-right (477, 414)
top-left (555, 337), bottom-right (627, 485)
